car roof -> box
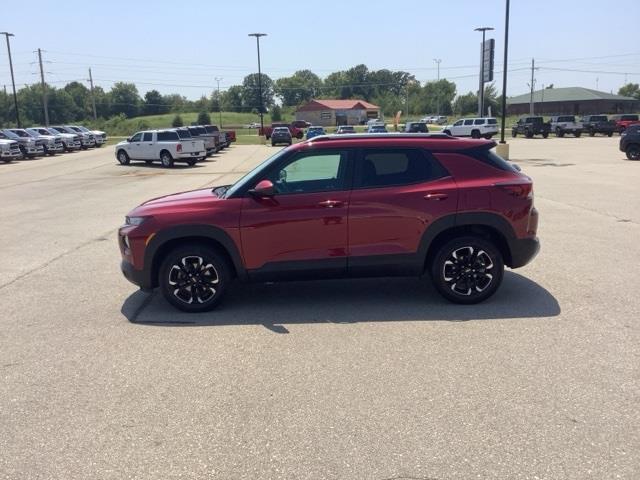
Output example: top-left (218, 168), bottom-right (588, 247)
top-left (295, 133), bottom-right (494, 151)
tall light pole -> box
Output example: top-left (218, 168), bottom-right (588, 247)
top-left (248, 33), bottom-right (267, 134)
top-left (1, 32), bottom-right (20, 127)
top-left (474, 26), bottom-right (494, 117)
top-left (499, 0), bottom-right (510, 144)
top-left (433, 58), bottom-right (442, 116)
top-left (214, 77), bottom-right (223, 127)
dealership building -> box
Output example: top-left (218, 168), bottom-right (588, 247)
top-left (506, 87), bottom-right (639, 115)
top-left (295, 99), bottom-right (380, 126)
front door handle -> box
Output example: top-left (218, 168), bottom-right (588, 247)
top-left (424, 192), bottom-right (449, 201)
top-left (318, 200), bottom-right (344, 208)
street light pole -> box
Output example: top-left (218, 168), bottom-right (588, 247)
top-left (474, 27), bottom-right (494, 117)
top-left (214, 77), bottom-right (223, 128)
top-left (433, 58), bottom-right (441, 116)
top-left (248, 33), bottom-right (267, 134)
top-left (500, 0), bottom-right (510, 144)
top-left (1, 32), bottom-right (20, 127)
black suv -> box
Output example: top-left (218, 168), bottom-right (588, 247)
top-left (405, 121), bottom-right (429, 133)
top-left (580, 115), bottom-right (615, 137)
top-left (620, 124), bottom-right (640, 160)
top-left (512, 116), bottom-right (551, 138)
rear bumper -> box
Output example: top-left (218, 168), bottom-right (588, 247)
top-left (121, 260), bottom-right (152, 291)
top-left (510, 237), bottom-right (540, 268)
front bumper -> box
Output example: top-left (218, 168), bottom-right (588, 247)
top-left (510, 237), bottom-right (540, 268)
top-left (1, 150), bottom-right (21, 159)
top-left (121, 260), bottom-right (152, 291)
top-left (178, 151), bottom-right (204, 159)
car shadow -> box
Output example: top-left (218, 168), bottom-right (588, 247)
top-left (117, 162), bottom-right (204, 170)
top-left (121, 272), bottom-right (560, 332)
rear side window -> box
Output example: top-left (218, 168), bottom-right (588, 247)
top-left (592, 116), bottom-right (608, 122)
top-left (622, 115), bottom-right (639, 121)
top-left (466, 148), bottom-right (518, 172)
top-left (487, 118), bottom-right (497, 125)
top-left (176, 129), bottom-right (191, 139)
top-left (355, 149), bottom-right (448, 188)
top-left (474, 119), bottom-right (485, 125)
top-left (157, 131), bottom-right (179, 141)
top-left (464, 119), bottom-right (474, 126)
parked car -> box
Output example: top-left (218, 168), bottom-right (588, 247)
top-left (367, 118), bottom-right (383, 126)
top-left (291, 120), bottom-right (311, 129)
top-left (187, 125), bottom-right (217, 156)
top-left (40, 127), bottom-right (82, 151)
top-left (404, 121), bottom-right (428, 133)
top-left (223, 129), bottom-right (236, 143)
top-left (261, 123), bottom-right (304, 140)
top-left (580, 115), bottom-right (615, 137)
top-left (549, 115), bottom-right (583, 137)
top-left (610, 114), bottom-right (640, 134)
top-left (367, 124), bottom-right (388, 133)
top-left (336, 125), bottom-right (356, 134)
top-left (70, 125), bottom-right (107, 147)
top-left (443, 117), bottom-right (499, 139)
top-left (115, 130), bottom-right (206, 167)
top-left (271, 126), bottom-right (292, 146)
top-left (0, 129), bottom-right (44, 158)
top-left (619, 124), bottom-right (640, 160)
top-left (21, 128), bottom-right (65, 155)
top-left (511, 116), bottom-right (551, 138)
top-left (52, 125), bottom-right (95, 149)
top-left (118, 134), bottom-right (539, 312)
top-left (306, 126), bottom-right (326, 140)
top-left (432, 116), bottom-right (448, 125)
top-left (0, 137), bottom-right (22, 162)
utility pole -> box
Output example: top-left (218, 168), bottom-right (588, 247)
top-left (88, 68), bottom-right (97, 120)
top-left (215, 77), bottom-right (223, 127)
top-left (499, 0), bottom-right (511, 144)
top-left (37, 49), bottom-right (49, 126)
top-left (596, 77), bottom-right (599, 90)
top-left (433, 58), bottom-right (441, 116)
top-left (1, 32), bottom-right (20, 127)
top-left (248, 33), bottom-right (267, 134)
top-left (529, 58), bottom-right (536, 115)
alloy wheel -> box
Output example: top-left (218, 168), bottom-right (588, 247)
top-left (442, 246), bottom-right (495, 297)
top-left (167, 256), bottom-right (220, 305)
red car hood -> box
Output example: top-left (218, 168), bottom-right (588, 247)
top-left (132, 187), bottom-right (224, 216)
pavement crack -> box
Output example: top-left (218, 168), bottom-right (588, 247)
top-left (536, 195), bottom-right (639, 225)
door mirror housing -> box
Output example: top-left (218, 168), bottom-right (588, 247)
top-left (126, 137), bottom-right (132, 142)
top-left (249, 179), bottom-right (275, 197)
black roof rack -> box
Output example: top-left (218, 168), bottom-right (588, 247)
top-left (309, 133), bottom-right (454, 142)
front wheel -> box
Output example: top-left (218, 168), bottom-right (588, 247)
top-left (588, 128), bottom-right (595, 137)
top-left (556, 128), bottom-right (564, 138)
top-left (443, 130), bottom-right (451, 136)
top-left (431, 236), bottom-right (504, 304)
top-left (542, 131), bottom-right (549, 138)
top-left (511, 130), bottom-right (517, 138)
top-left (575, 131), bottom-right (582, 138)
top-left (117, 150), bottom-right (130, 165)
top-left (626, 144), bottom-right (640, 160)
top-left (160, 150), bottom-right (174, 168)
top-left (159, 244), bottom-right (231, 312)
top-left (607, 132), bottom-right (613, 137)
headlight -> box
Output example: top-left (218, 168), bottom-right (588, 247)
top-left (125, 216), bottom-right (149, 226)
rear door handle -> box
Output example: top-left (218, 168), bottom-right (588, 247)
top-left (424, 193), bottom-right (449, 201)
top-left (318, 200), bottom-right (344, 208)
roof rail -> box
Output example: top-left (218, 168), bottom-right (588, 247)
top-left (309, 133), bottom-right (454, 142)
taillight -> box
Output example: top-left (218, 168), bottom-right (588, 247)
top-left (177, 143), bottom-right (182, 153)
top-left (495, 181), bottom-right (533, 199)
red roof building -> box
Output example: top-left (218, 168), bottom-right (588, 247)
top-left (295, 99), bottom-right (380, 126)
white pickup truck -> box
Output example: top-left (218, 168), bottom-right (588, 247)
top-left (115, 129), bottom-right (206, 168)
top-left (0, 138), bottom-right (22, 162)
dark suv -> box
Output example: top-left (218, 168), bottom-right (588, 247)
top-left (119, 134), bottom-right (539, 312)
top-left (620, 124), bottom-right (640, 160)
top-left (512, 117), bottom-right (551, 138)
top-left (580, 115), bottom-right (615, 137)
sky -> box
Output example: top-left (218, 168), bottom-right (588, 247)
top-left (1, 0), bottom-right (639, 101)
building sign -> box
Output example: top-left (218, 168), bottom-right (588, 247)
top-left (320, 111), bottom-right (332, 120)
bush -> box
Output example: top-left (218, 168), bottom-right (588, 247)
top-left (171, 114), bottom-right (184, 127)
top-left (270, 105), bottom-right (282, 121)
top-left (197, 111), bottom-right (211, 124)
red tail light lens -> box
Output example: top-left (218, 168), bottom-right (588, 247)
top-left (177, 143), bottom-right (182, 153)
top-left (495, 181), bottom-right (533, 199)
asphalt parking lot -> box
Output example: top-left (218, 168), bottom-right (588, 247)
top-left (1, 137), bottom-right (638, 479)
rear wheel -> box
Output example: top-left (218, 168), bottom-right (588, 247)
top-left (626, 144), bottom-right (640, 160)
top-left (471, 129), bottom-right (481, 139)
top-left (555, 127), bottom-right (564, 137)
top-left (525, 129), bottom-right (533, 138)
top-left (607, 131), bottom-right (613, 137)
top-left (588, 128), bottom-right (595, 137)
top-left (431, 236), bottom-right (504, 304)
top-left (159, 244), bottom-right (231, 312)
top-left (542, 131), bottom-right (549, 138)
top-left (511, 130), bottom-right (517, 138)
top-left (160, 150), bottom-right (174, 168)
top-left (575, 131), bottom-right (582, 138)
top-left (117, 150), bottom-right (130, 165)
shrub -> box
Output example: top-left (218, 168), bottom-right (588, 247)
top-left (171, 114), bottom-right (184, 127)
top-left (197, 111), bottom-right (211, 124)
top-left (271, 105), bottom-right (282, 121)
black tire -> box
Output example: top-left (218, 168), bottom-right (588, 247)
top-left (483, 134), bottom-right (493, 139)
top-left (588, 128), bottom-right (595, 137)
top-left (296, 132), bottom-right (303, 139)
top-left (430, 236), bottom-right (504, 304)
top-left (511, 130), bottom-right (517, 138)
top-left (187, 159), bottom-right (196, 166)
top-left (575, 131), bottom-right (582, 138)
top-left (271, 142), bottom-right (276, 146)
top-left (607, 132), bottom-right (613, 137)
top-left (443, 130), bottom-right (451, 136)
top-left (525, 129), bottom-right (533, 139)
top-left (556, 128), bottom-right (564, 138)
top-left (471, 129), bottom-right (481, 139)
top-left (542, 131), bottom-right (549, 138)
top-left (159, 244), bottom-right (231, 313)
top-left (160, 150), bottom-right (174, 168)
top-left (626, 144), bottom-right (640, 160)
top-left (117, 150), bottom-right (130, 165)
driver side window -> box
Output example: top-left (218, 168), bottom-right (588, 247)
top-left (130, 133), bottom-right (143, 142)
top-left (454, 120), bottom-right (463, 126)
top-left (266, 151), bottom-right (347, 195)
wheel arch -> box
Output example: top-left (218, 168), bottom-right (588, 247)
top-left (144, 225), bottom-right (247, 288)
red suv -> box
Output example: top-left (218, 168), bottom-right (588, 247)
top-left (119, 134), bottom-right (539, 312)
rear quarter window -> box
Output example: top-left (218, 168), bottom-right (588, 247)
top-left (157, 131), bottom-right (179, 141)
top-left (465, 148), bottom-right (518, 173)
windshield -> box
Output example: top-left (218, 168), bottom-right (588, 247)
top-left (223, 148), bottom-right (289, 198)
top-left (2, 130), bottom-right (20, 139)
top-left (12, 130), bottom-right (31, 137)
top-left (78, 126), bottom-right (90, 132)
top-left (25, 129), bottom-right (41, 137)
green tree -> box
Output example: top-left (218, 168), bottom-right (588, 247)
top-left (619, 83), bottom-right (640, 100)
top-left (197, 111), bottom-right (211, 124)
top-left (275, 70), bottom-right (323, 107)
top-left (270, 105), bottom-right (282, 121)
top-left (453, 92), bottom-right (478, 116)
top-left (142, 89), bottom-right (167, 116)
top-left (171, 114), bottom-right (184, 127)
top-left (108, 82), bottom-right (140, 118)
top-left (209, 90), bottom-right (221, 112)
top-left (221, 86), bottom-right (243, 112)
top-left (241, 73), bottom-right (274, 112)
top-left (63, 81), bottom-right (91, 119)
top-left (162, 93), bottom-right (189, 113)
top-left (418, 79), bottom-right (457, 116)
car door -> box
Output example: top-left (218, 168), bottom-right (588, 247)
top-left (451, 119), bottom-right (464, 136)
top-left (240, 148), bottom-right (353, 279)
top-left (347, 148), bottom-right (458, 275)
top-left (126, 132), bottom-right (144, 159)
top-left (462, 119), bottom-right (474, 136)
top-left (140, 132), bottom-right (155, 159)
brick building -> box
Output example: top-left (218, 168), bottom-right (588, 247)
top-left (295, 99), bottom-right (380, 126)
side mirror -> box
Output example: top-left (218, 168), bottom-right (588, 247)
top-left (127, 137), bottom-right (132, 142)
top-left (249, 179), bottom-right (275, 197)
